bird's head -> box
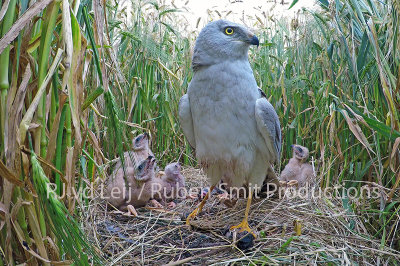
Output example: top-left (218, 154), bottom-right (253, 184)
top-left (291, 144), bottom-right (309, 162)
top-left (133, 132), bottom-right (149, 151)
top-left (164, 162), bottom-right (182, 181)
top-left (192, 20), bottom-right (259, 71)
top-left (134, 155), bottom-right (156, 182)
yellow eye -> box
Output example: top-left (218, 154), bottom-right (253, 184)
top-left (225, 27), bottom-right (234, 35)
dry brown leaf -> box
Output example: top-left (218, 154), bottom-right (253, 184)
top-left (387, 171), bottom-right (400, 202)
top-left (12, 203), bottom-right (51, 264)
top-left (0, 202), bottom-right (7, 230)
top-left (5, 64), bottom-right (31, 176)
top-left (0, 0), bottom-right (54, 54)
top-left (44, 92), bottom-right (68, 177)
top-left (88, 129), bottom-right (107, 164)
top-left (66, 20), bottom-right (87, 156)
top-left (334, 134), bottom-right (344, 161)
top-left (343, 103), bottom-right (369, 127)
top-left (319, 116), bottom-right (328, 186)
top-left (19, 49), bottom-right (63, 144)
top-left (390, 137), bottom-right (400, 173)
top-left (28, 123), bottom-right (40, 130)
top-left (21, 147), bottom-right (66, 184)
top-left (65, 147), bottom-right (75, 213)
top-left (24, 196), bottom-right (50, 264)
top-left (93, 0), bottom-right (109, 91)
top-left (0, 0), bottom-right (11, 22)
top-left (3, 180), bottom-right (14, 261)
top-left (44, 236), bottom-right (60, 261)
top-left (367, 18), bottom-right (400, 131)
top-left (341, 109), bottom-right (374, 154)
top-left (21, 151), bottom-right (30, 180)
top-left (0, 160), bottom-right (23, 187)
top-left (64, 29), bottom-right (88, 213)
top-left (50, 260), bottom-right (74, 265)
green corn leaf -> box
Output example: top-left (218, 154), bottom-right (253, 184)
top-left (31, 151), bottom-right (103, 265)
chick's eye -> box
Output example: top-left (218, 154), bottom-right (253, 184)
top-left (225, 27), bottom-right (234, 35)
top-left (138, 164), bottom-right (144, 170)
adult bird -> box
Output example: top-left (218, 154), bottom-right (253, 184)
top-left (179, 20), bottom-right (281, 236)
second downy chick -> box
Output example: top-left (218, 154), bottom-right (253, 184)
top-left (106, 155), bottom-right (163, 216)
top-left (125, 155), bottom-right (164, 210)
top-left (159, 162), bottom-right (185, 208)
top-left (280, 145), bottom-right (314, 187)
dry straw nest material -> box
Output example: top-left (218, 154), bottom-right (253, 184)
top-left (83, 167), bottom-right (400, 265)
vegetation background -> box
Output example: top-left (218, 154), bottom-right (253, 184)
top-left (0, 0), bottom-right (399, 264)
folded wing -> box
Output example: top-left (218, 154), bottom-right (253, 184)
top-left (255, 97), bottom-right (282, 163)
top-left (178, 94), bottom-right (196, 148)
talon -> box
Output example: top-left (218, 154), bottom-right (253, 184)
top-left (186, 184), bottom-right (216, 225)
top-left (287, 180), bottom-right (299, 187)
top-left (230, 190), bottom-right (256, 238)
top-left (186, 207), bottom-right (200, 225)
top-left (230, 220), bottom-right (256, 238)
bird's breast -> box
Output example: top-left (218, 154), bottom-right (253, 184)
top-left (188, 61), bottom-right (267, 164)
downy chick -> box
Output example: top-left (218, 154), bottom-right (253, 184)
top-left (106, 156), bottom-right (162, 216)
top-left (125, 155), bottom-right (163, 208)
top-left (280, 145), bottom-right (314, 187)
top-left (159, 163), bottom-right (185, 208)
top-left (114, 133), bottom-right (155, 169)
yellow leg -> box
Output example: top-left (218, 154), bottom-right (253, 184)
top-left (230, 190), bottom-right (256, 237)
top-left (186, 184), bottom-right (216, 225)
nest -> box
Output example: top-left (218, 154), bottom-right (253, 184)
top-left (83, 167), bottom-right (400, 265)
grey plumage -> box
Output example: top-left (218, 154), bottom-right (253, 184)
top-left (179, 20), bottom-right (281, 191)
top-left (179, 95), bottom-right (195, 148)
top-left (255, 98), bottom-right (282, 162)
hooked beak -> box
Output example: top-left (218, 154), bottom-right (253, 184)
top-left (248, 35), bottom-right (259, 47)
top-left (143, 132), bottom-right (149, 139)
